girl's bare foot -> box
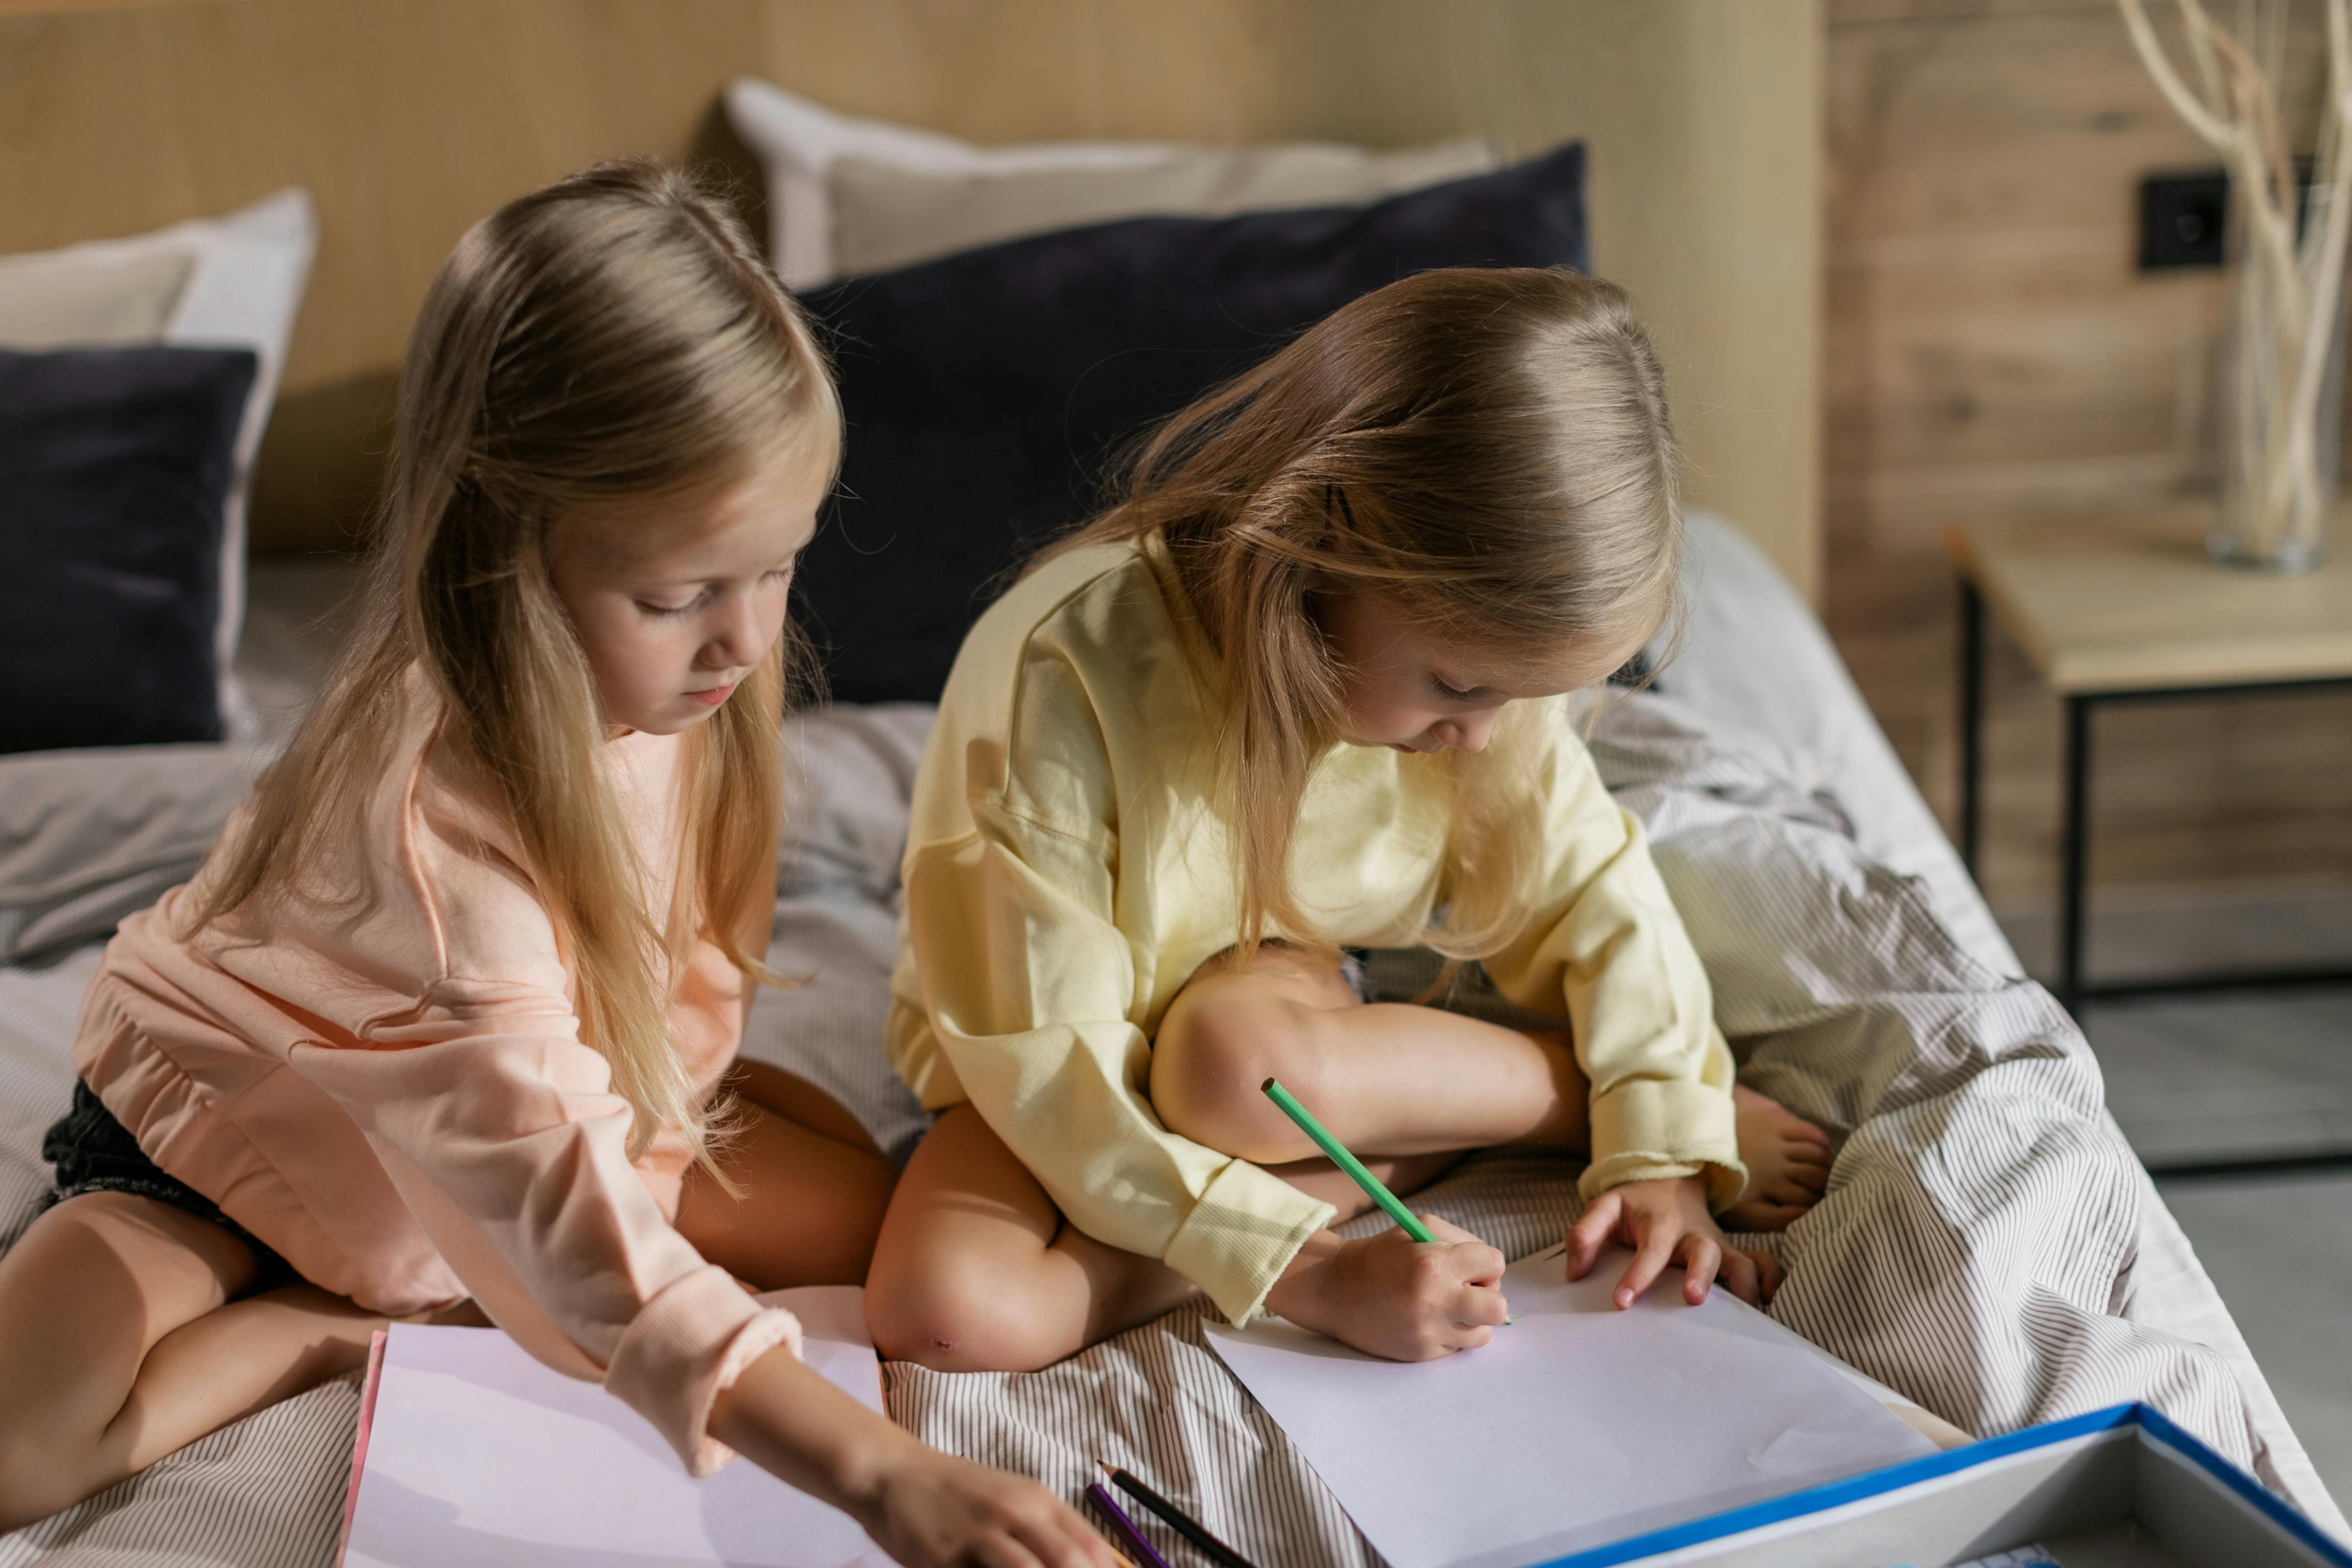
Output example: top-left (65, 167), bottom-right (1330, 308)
top-left (1719, 1085), bottom-right (1833, 1232)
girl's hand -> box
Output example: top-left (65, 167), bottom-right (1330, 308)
top-left (709, 1345), bottom-right (1116, 1568)
top-left (1565, 1175), bottom-right (1784, 1309)
top-left (863, 1449), bottom-right (1118, 1568)
top-left (1264, 1218), bottom-right (1509, 1360)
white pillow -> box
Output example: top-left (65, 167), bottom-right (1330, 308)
top-left (0, 248), bottom-right (194, 347)
top-left (827, 137), bottom-right (1498, 279)
top-left (0, 191), bottom-right (318, 742)
top-left (723, 78), bottom-right (1172, 289)
top-left (722, 78), bottom-right (1494, 288)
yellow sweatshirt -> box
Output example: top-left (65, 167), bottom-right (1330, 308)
top-left (887, 537), bottom-right (1742, 1327)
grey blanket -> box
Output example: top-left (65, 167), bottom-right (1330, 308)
top-left (0, 694), bottom-right (2270, 1568)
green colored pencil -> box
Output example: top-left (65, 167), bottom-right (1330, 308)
top-left (1261, 1077), bottom-right (1435, 1243)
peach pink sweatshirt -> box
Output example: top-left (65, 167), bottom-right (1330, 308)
top-left (72, 665), bottom-right (798, 1476)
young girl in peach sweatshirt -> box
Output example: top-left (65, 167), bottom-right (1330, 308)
top-left (0, 162), bottom-right (1114, 1568)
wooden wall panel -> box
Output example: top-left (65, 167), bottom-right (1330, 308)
top-left (1825, 0), bottom-right (2352, 912)
top-left (0, 0), bottom-right (1821, 594)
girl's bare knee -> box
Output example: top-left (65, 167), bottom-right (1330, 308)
top-left (865, 1263), bottom-right (1056, 1373)
top-left (0, 1445), bottom-right (84, 1535)
top-left (1151, 993), bottom-right (1328, 1159)
top-left (0, 1325), bottom-right (106, 1530)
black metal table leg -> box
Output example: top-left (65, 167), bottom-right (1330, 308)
top-left (1959, 579), bottom-right (1985, 878)
top-left (2058, 693), bottom-right (2093, 1016)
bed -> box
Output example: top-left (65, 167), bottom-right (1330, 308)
top-left (3, 91), bottom-right (2344, 1564)
top-left (0, 514), bottom-right (2343, 1567)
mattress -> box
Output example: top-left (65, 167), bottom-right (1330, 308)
top-left (1, 521), bottom-right (2341, 1566)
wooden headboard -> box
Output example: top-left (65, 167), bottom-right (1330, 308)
top-left (0, 0), bottom-right (1822, 596)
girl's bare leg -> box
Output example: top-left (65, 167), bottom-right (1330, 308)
top-left (674, 1062), bottom-right (898, 1291)
top-left (0, 1193), bottom-right (390, 1530)
top-left (1150, 945), bottom-right (1590, 1161)
top-left (1150, 945), bottom-right (1830, 1231)
top-left (728, 1059), bottom-right (886, 1159)
top-left (864, 1104), bottom-right (1192, 1372)
top-left (0, 1065), bottom-right (892, 1530)
top-left (863, 1104), bottom-right (1460, 1373)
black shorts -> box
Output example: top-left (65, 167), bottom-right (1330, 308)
top-left (40, 1081), bottom-right (293, 1287)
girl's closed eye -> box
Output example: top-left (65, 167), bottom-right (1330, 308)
top-left (639, 562), bottom-right (791, 617)
top-left (1429, 672), bottom-right (1480, 702)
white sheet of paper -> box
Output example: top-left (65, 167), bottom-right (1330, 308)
top-left (343, 1285), bottom-right (893, 1568)
top-left (1206, 1245), bottom-right (1938, 1568)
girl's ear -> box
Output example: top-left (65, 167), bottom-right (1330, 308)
top-left (1301, 577), bottom-right (1346, 655)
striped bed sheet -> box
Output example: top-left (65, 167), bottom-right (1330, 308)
top-left (2, 519), bottom-right (2342, 1566)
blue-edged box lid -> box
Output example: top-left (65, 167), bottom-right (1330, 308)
top-left (1535, 1403), bottom-right (2350, 1568)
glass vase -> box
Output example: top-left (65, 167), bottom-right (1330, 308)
top-left (2210, 232), bottom-right (2345, 574)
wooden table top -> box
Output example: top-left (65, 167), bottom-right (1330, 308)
top-left (1946, 508), bottom-right (2352, 694)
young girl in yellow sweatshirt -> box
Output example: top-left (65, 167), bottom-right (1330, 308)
top-left (868, 267), bottom-right (1832, 1372)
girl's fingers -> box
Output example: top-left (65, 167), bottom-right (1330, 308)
top-left (1440, 1238), bottom-right (1508, 1289)
top-left (1449, 1320), bottom-right (1498, 1353)
top-left (1068, 1520), bottom-right (1121, 1568)
top-left (1565, 1194), bottom-right (1620, 1280)
top-left (1719, 1246), bottom-right (1762, 1307)
top-left (1751, 1249), bottom-right (1785, 1302)
top-left (1455, 1279), bottom-right (1512, 1328)
top-left (1677, 1233), bottom-right (1721, 1304)
top-left (973, 1536), bottom-right (1044, 1568)
top-left (1038, 1513), bottom-right (1112, 1568)
top-left (1460, 1246), bottom-right (1507, 1289)
top-left (1009, 1509), bottom-right (1092, 1568)
top-left (1613, 1217), bottom-right (1679, 1308)
top-left (1426, 1217), bottom-right (1507, 1290)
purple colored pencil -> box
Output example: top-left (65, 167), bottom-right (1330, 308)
top-left (1086, 1481), bottom-right (1176, 1568)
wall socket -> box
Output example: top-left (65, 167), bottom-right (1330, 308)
top-left (2140, 162), bottom-right (2321, 271)
top-left (2140, 169), bottom-right (2227, 270)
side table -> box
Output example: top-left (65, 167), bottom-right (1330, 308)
top-left (1946, 511), bottom-right (2352, 1033)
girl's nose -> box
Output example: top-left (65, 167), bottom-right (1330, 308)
top-left (1433, 712), bottom-right (1496, 754)
top-left (703, 596), bottom-right (764, 670)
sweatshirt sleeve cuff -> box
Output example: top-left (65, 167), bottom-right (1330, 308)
top-left (603, 1264), bottom-right (804, 1477)
top-left (1161, 1157), bottom-right (1335, 1327)
top-left (1585, 1077), bottom-right (1745, 1213)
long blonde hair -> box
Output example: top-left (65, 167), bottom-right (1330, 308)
top-left (1049, 267), bottom-right (1680, 961)
top-left (185, 161), bottom-right (840, 1171)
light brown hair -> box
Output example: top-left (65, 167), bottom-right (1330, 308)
top-left (185, 160), bottom-right (840, 1172)
top-left (1049, 267), bottom-right (1680, 961)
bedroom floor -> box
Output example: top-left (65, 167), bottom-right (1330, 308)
top-left (2027, 960), bottom-right (2352, 1509)
top-left (2157, 1166), bottom-right (2352, 1510)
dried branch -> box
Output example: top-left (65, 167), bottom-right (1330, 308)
top-left (2121, 0), bottom-right (2349, 559)
top-left (2118, 0), bottom-right (2236, 142)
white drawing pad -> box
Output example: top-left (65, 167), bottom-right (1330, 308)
top-left (344, 1285), bottom-right (893, 1568)
top-left (1206, 1245), bottom-right (1937, 1568)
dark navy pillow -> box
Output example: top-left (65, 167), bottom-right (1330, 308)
top-left (0, 345), bottom-right (257, 754)
top-left (798, 141), bottom-right (1588, 704)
